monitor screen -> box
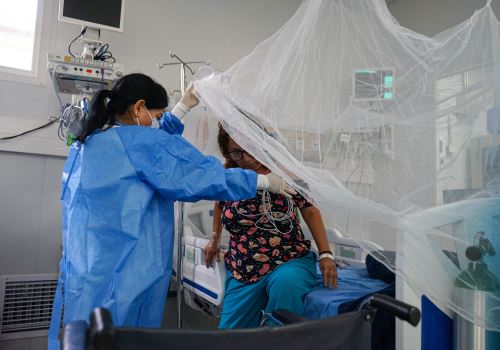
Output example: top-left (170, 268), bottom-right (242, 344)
top-left (59, 0), bottom-right (125, 32)
top-left (353, 69), bottom-right (394, 101)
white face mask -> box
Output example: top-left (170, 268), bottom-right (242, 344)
top-left (145, 107), bottom-right (160, 129)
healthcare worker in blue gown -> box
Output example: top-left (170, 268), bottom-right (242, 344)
top-left (49, 73), bottom-right (295, 347)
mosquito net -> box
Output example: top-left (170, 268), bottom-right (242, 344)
top-left (186, 0), bottom-right (500, 330)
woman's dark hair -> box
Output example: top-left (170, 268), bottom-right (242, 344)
top-left (76, 73), bottom-right (168, 142)
top-left (217, 123), bottom-right (239, 169)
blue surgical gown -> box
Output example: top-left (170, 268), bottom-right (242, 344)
top-left (57, 113), bottom-right (257, 327)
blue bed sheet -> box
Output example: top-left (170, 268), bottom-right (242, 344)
top-left (304, 265), bottom-right (389, 319)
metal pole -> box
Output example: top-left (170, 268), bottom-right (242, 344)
top-left (158, 52), bottom-right (208, 329)
top-left (176, 63), bottom-right (187, 329)
top-left (176, 202), bottom-right (184, 329)
top-left (180, 63), bottom-right (186, 91)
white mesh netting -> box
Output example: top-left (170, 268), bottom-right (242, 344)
top-left (185, 0), bottom-right (500, 330)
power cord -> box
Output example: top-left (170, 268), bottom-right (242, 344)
top-left (68, 27), bottom-right (87, 57)
top-left (94, 43), bottom-right (116, 63)
top-left (0, 117), bottom-right (59, 141)
top-left (1, 63), bottom-right (67, 141)
top-left (57, 99), bottom-right (89, 142)
top-left (69, 27), bottom-right (117, 62)
top-left (94, 29), bottom-right (116, 62)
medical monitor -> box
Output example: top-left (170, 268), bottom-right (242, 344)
top-left (58, 0), bottom-right (125, 32)
top-left (353, 69), bottom-right (394, 101)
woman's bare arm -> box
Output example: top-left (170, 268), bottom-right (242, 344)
top-left (301, 206), bottom-right (338, 288)
top-left (204, 202), bottom-right (223, 267)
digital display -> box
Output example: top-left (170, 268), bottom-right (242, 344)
top-left (60, 0), bottom-right (124, 31)
top-left (354, 69), bottom-right (394, 101)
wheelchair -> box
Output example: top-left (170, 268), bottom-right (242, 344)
top-left (62, 293), bottom-right (420, 350)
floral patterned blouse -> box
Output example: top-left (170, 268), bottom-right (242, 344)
top-left (218, 190), bottom-right (312, 284)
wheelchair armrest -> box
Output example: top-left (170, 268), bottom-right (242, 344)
top-left (366, 293), bottom-right (421, 327)
top-left (271, 309), bottom-right (309, 324)
top-left (62, 321), bottom-right (88, 350)
top-left (90, 307), bottom-right (115, 349)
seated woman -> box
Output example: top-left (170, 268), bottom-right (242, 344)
top-left (204, 125), bottom-right (338, 329)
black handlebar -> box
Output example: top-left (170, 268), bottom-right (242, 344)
top-left (90, 308), bottom-right (115, 348)
top-left (366, 293), bottom-right (421, 327)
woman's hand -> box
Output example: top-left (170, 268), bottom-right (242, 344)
top-left (181, 83), bottom-right (199, 109)
top-left (257, 173), bottom-right (297, 197)
top-left (319, 257), bottom-right (338, 288)
top-left (204, 238), bottom-right (221, 268)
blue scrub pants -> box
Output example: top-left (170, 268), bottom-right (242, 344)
top-left (219, 252), bottom-right (317, 329)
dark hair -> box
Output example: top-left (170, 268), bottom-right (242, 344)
top-left (217, 123), bottom-right (239, 168)
top-left (76, 73), bottom-right (168, 142)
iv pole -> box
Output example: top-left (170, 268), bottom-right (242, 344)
top-left (157, 50), bottom-right (211, 91)
top-left (157, 51), bottom-right (210, 329)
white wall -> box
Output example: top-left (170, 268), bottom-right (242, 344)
top-left (0, 151), bottom-right (63, 276)
top-left (389, 0), bottom-right (500, 37)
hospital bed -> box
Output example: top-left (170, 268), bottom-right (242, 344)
top-left (180, 202), bottom-right (391, 321)
top-left (177, 210), bottom-right (399, 350)
top-left (180, 228), bottom-right (391, 318)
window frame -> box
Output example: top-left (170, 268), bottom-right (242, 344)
top-left (0, 0), bottom-right (48, 86)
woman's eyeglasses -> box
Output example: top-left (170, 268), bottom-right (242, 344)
top-left (228, 150), bottom-right (251, 161)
